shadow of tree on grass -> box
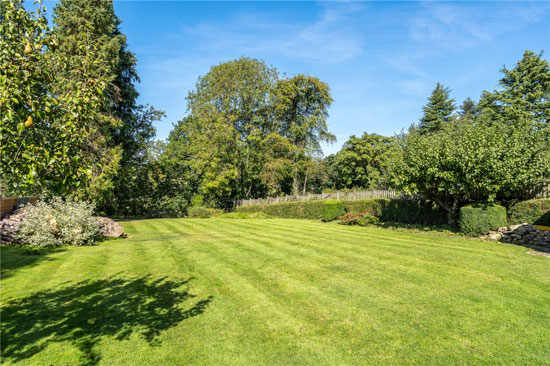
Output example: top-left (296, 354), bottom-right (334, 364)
top-left (1, 275), bottom-right (213, 365)
top-left (0, 246), bottom-right (66, 280)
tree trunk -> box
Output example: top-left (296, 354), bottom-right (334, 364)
top-left (302, 172), bottom-right (309, 195)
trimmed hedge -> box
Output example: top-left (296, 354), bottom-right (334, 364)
top-left (507, 199), bottom-right (550, 226)
top-left (235, 200), bottom-right (325, 219)
top-left (236, 198), bottom-right (447, 225)
top-left (322, 200), bottom-right (345, 222)
top-left (459, 202), bottom-right (507, 236)
top-left (188, 207), bottom-right (223, 218)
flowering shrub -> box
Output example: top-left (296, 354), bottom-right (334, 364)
top-left (17, 197), bottom-right (100, 247)
top-left (338, 211), bottom-right (379, 226)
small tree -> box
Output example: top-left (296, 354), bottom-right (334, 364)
top-left (418, 82), bottom-right (456, 134)
top-left (391, 119), bottom-right (550, 225)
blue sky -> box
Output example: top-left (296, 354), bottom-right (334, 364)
top-left (42, 0), bottom-right (549, 155)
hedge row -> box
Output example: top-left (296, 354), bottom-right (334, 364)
top-left (507, 199), bottom-right (550, 226)
top-left (236, 198), bottom-right (448, 225)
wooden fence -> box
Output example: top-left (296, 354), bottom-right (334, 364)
top-left (0, 196), bottom-right (38, 218)
top-left (236, 189), bottom-right (407, 207)
top-left (236, 181), bottom-right (550, 207)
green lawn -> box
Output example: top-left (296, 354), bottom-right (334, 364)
top-left (2, 218), bottom-right (549, 365)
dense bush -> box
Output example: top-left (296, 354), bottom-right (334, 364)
top-left (187, 207), bottom-right (223, 218)
top-left (236, 198), bottom-right (447, 225)
top-left (17, 197), bottom-right (100, 247)
top-left (339, 211), bottom-right (379, 226)
top-left (459, 202), bottom-right (507, 236)
top-left (507, 199), bottom-right (550, 226)
top-left (322, 200), bottom-right (345, 222)
top-left (343, 199), bottom-right (447, 225)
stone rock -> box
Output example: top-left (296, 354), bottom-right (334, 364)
top-left (0, 207), bottom-right (29, 245)
top-left (95, 217), bottom-right (124, 238)
top-left (487, 232), bottom-right (502, 241)
top-left (497, 223), bottom-right (550, 252)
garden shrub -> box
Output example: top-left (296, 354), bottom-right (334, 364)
top-left (17, 197), bottom-right (100, 247)
top-left (459, 202), bottom-right (507, 236)
top-left (322, 200), bottom-right (345, 222)
top-left (339, 211), bottom-right (379, 226)
top-left (187, 207), bottom-right (223, 218)
top-left (507, 199), bottom-right (550, 226)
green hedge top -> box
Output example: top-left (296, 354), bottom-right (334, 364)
top-left (322, 200), bottom-right (345, 222)
top-left (508, 199), bottom-right (550, 226)
top-left (459, 202), bottom-right (507, 236)
top-left (236, 198), bottom-right (447, 225)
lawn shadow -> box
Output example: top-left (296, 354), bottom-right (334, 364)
top-left (1, 275), bottom-right (213, 365)
top-left (0, 246), bottom-right (66, 280)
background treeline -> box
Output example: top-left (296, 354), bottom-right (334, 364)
top-left (1, 0), bottom-right (549, 223)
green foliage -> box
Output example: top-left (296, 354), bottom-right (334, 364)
top-left (236, 198), bottom-right (447, 225)
top-left (338, 211), bottom-right (379, 226)
top-left (272, 74), bottom-right (335, 194)
top-left (220, 212), bottom-right (273, 219)
top-left (418, 82), bottom-right (456, 134)
top-left (507, 199), bottom-right (550, 226)
top-left (167, 59), bottom-right (335, 208)
top-left (343, 199), bottom-right (448, 226)
top-left (459, 202), bottom-right (507, 236)
top-left (322, 200), bottom-right (345, 222)
top-left (17, 197), bottom-right (100, 247)
top-left (392, 118), bottom-right (550, 224)
top-left (0, 0), bottom-right (106, 195)
top-left (326, 133), bottom-right (398, 190)
top-left (479, 50), bottom-right (549, 130)
top-left (236, 201), bottom-right (325, 219)
top-left (187, 206), bottom-right (223, 218)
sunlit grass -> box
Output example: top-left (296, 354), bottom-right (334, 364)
top-left (2, 218), bottom-right (549, 365)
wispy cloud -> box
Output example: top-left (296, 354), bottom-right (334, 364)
top-left (179, 3), bottom-right (365, 63)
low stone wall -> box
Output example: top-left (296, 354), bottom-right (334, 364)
top-left (490, 224), bottom-right (550, 252)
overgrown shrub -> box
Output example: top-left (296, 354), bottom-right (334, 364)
top-left (17, 197), bottom-right (100, 247)
top-left (187, 206), bottom-right (223, 218)
top-left (460, 202), bottom-right (507, 236)
top-left (339, 211), bottom-right (379, 226)
top-left (322, 200), bottom-right (345, 222)
top-left (508, 199), bottom-right (550, 226)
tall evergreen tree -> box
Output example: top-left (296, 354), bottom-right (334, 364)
top-left (51, 0), bottom-right (161, 211)
top-left (479, 50), bottom-right (550, 130)
top-left (457, 97), bottom-right (479, 120)
top-left (418, 82), bottom-right (456, 134)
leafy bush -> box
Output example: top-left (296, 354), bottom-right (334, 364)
top-left (17, 197), bottom-right (100, 247)
top-left (508, 199), bottom-right (550, 226)
top-left (322, 200), bottom-right (345, 222)
top-left (187, 206), bottom-right (223, 218)
top-left (339, 211), bottom-right (379, 226)
top-left (460, 202), bottom-right (507, 236)
top-left (220, 212), bottom-right (273, 219)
